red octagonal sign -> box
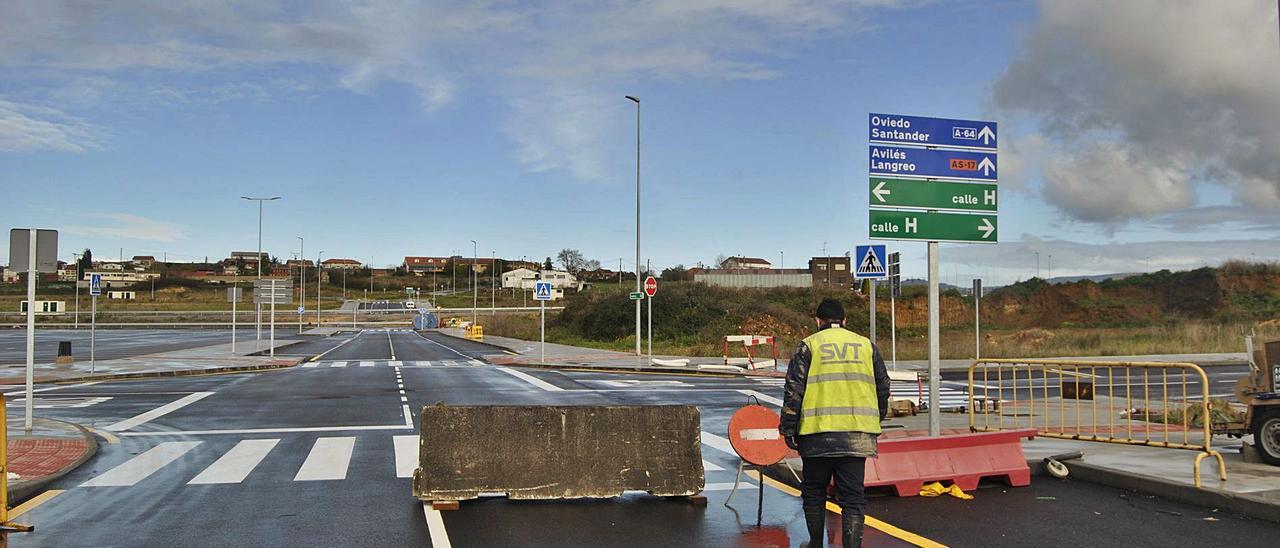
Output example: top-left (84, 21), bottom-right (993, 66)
top-left (728, 404), bottom-right (788, 466)
top-left (644, 276), bottom-right (658, 297)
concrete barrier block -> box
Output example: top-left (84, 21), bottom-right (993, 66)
top-left (413, 404), bottom-right (705, 501)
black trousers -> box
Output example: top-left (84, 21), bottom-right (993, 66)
top-left (800, 456), bottom-right (867, 520)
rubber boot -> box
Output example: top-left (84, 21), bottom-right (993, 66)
top-left (800, 507), bottom-right (825, 547)
top-left (842, 516), bottom-right (864, 548)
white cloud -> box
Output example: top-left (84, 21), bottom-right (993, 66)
top-left (0, 98), bottom-right (104, 152)
top-left (63, 213), bottom-right (189, 243)
top-left (994, 0), bottom-right (1280, 222)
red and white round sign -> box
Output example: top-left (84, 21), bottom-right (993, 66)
top-left (727, 404), bottom-right (788, 466)
top-left (644, 276), bottom-right (658, 297)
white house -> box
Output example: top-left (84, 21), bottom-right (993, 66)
top-left (501, 268), bottom-right (540, 290)
top-left (501, 269), bottom-right (583, 292)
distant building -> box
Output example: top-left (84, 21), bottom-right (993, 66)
top-left (285, 259), bottom-right (315, 269)
top-left (505, 260), bottom-right (541, 271)
top-left (577, 268), bottom-right (621, 283)
top-left (809, 256), bottom-right (852, 288)
top-left (57, 265), bottom-right (79, 282)
top-left (132, 255), bottom-right (157, 268)
top-left (83, 271), bottom-right (159, 288)
top-left (694, 268), bottom-right (812, 288)
top-left (720, 256), bottom-right (773, 270)
top-left (323, 258), bottom-right (363, 270)
top-left (502, 269), bottom-right (582, 291)
top-left (403, 256), bottom-right (448, 275)
top-left (452, 256), bottom-right (497, 273)
top-left (2, 268), bottom-right (19, 283)
top-left (108, 290), bottom-right (137, 300)
top-left (538, 270), bottom-right (582, 291)
top-left (95, 261), bottom-right (126, 271)
top-left (501, 268), bottom-right (540, 290)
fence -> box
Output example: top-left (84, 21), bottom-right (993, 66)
top-left (967, 359), bottom-right (1227, 488)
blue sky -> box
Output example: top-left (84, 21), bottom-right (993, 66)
top-left (2, 1), bottom-right (1278, 285)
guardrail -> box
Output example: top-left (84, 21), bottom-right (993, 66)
top-left (967, 359), bottom-right (1227, 488)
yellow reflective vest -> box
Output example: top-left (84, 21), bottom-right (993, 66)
top-left (798, 326), bottom-right (882, 436)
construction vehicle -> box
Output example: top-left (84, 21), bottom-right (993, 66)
top-left (1218, 336), bottom-right (1280, 465)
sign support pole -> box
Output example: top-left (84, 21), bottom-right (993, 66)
top-left (269, 280), bottom-right (276, 358)
top-left (890, 291), bottom-right (897, 370)
top-left (974, 286), bottom-right (981, 360)
top-left (90, 294), bottom-right (97, 373)
top-left (540, 299), bottom-right (546, 364)
top-left (646, 260), bottom-right (652, 366)
top-left (869, 279), bottom-right (877, 342)
top-left (24, 230), bottom-right (36, 434)
top-left (927, 241), bottom-right (940, 437)
top-left (231, 287), bottom-right (237, 354)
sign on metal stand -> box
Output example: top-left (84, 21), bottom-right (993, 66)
top-left (868, 113), bottom-right (998, 436)
top-left (973, 278), bottom-right (983, 360)
top-left (645, 274), bottom-right (656, 366)
top-left (534, 282), bottom-right (553, 363)
top-left (10, 228), bottom-right (58, 434)
top-left (90, 273), bottom-right (101, 373)
top-left (855, 245), bottom-right (887, 344)
top-left (888, 252), bottom-right (900, 370)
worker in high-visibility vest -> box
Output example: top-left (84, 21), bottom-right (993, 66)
top-left (779, 298), bottom-right (890, 548)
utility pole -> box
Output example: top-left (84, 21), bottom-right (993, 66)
top-left (626, 94), bottom-right (642, 367)
top-left (491, 250), bottom-right (496, 314)
top-left (470, 240), bottom-right (478, 326)
top-left (297, 236), bottom-right (304, 334)
top-left (242, 195), bottom-right (281, 351)
top-left (317, 251), bottom-right (324, 329)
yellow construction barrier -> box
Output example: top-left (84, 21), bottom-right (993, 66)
top-left (465, 325), bottom-right (484, 341)
top-left (967, 359), bottom-right (1227, 488)
top-left (1, 394), bottom-right (34, 535)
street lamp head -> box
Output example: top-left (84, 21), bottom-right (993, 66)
top-left (625, 95), bottom-right (639, 104)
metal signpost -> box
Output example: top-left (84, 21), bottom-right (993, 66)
top-left (888, 252), bottom-right (900, 370)
top-left (869, 113), bottom-right (998, 436)
top-left (644, 274), bottom-right (657, 366)
top-left (534, 281), bottom-right (553, 364)
top-left (228, 286), bottom-right (243, 353)
top-left (90, 273), bottom-right (101, 372)
top-left (854, 245), bottom-right (887, 343)
top-left (10, 228), bottom-right (58, 434)
top-left (254, 279), bottom-right (292, 358)
top-left (973, 278), bottom-right (983, 360)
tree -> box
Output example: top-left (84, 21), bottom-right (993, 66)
top-left (544, 257), bottom-right (553, 270)
top-left (557, 249), bottom-right (586, 272)
top-left (714, 254), bottom-right (728, 269)
top-left (583, 259), bottom-right (601, 271)
top-left (661, 264), bottom-right (691, 282)
top-left (77, 248), bottom-right (93, 278)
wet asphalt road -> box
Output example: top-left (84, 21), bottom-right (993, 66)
top-left (0, 329), bottom-right (295, 366)
top-left (8, 329), bottom-right (1278, 547)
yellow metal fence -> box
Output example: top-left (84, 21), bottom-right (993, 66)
top-left (967, 359), bottom-right (1227, 488)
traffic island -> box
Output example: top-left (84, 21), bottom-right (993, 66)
top-left (7, 418), bottom-right (98, 503)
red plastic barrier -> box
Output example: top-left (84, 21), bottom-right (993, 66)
top-left (862, 429), bottom-right (1036, 497)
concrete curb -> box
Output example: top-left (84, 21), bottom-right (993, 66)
top-left (425, 330), bottom-right (521, 354)
top-left (8, 419), bottom-right (99, 503)
top-left (0, 360), bottom-right (299, 386)
top-left (1028, 458), bottom-right (1280, 524)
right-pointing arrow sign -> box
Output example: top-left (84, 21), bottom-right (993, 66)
top-left (978, 217), bottom-right (995, 239)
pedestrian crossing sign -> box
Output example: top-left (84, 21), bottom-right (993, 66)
top-left (855, 245), bottom-right (888, 279)
top-left (534, 281), bottom-right (553, 301)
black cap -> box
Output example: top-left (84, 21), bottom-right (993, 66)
top-left (815, 298), bottom-right (844, 322)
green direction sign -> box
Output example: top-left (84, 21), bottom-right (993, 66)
top-left (870, 177), bottom-right (997, 212)
top-left (629, 292), bottom-right (645, 300)
top-left (869, 209), bottom-right (998, 244)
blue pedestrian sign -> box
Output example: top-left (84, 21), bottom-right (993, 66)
top-left (534, 281), bottom-right (553, 301)
top-left (855, 245), bottom-right (888, 280)
top-left (89, 273), bottom-right (102, 296)
top-left (869, 145), bottom-right (997, 181)
top-left (869, 113), bottom-right (997, 151)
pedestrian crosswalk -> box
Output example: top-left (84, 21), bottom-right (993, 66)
top-left (78, 430), bottom-right (756, 492)
top-left (299, 359), bottom-right (486, 369)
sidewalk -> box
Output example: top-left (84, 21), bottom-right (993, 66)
top-left (6, 417), bottom-right (97, 502)
top-left (440, 329), bottom-right (785, 377)
top-left (0, 339), bottom-right (301, 385)
top-left (892, 352), bottom-right (1248, 371)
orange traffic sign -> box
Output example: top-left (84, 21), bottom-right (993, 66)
top-left (728, 404), bottom-right (788, 466)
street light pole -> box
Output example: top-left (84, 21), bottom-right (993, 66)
top-left (470, 240), bottom-right (478, 326)
top-left (317, 251), bottom-right (324, 329)
top-left (626, 94), bottom-right (641, 366)
top-left (491, 250), bottom-right (496, 314)
top-left (297, 236), bottom-right (304, 334)
top-left (242, 196), bottom-right (280, 350)
top-left (72, 252), bottom-right (81, 329)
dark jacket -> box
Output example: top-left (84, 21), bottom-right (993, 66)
top-left (779, 322), bottom-right (891, 458)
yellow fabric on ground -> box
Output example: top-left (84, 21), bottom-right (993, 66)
top-left (919, 481), bottom-right (974, 500)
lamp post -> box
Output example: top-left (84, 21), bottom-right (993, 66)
top-left (241, 195), bottom-right (280, 349)
top-left (72, 252), bottom-right (81, 329)
top-left (470, 240), bottom-right (478, 326)
top-left (625, 94), bottom-right (641, 366)
top-left (491, 250), bottom-right (496, 314)
top-left (317, 251), bottom-right (324, 328)
top-left (297, 236), bottom-right (304, 333)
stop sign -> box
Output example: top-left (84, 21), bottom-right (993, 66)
top-left (644, 276), bottom-right (658, 297)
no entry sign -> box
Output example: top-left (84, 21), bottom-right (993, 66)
top-left (644, 276), bottom-right (658, 297)
top-left (728, 404), bottom-right (788, 466)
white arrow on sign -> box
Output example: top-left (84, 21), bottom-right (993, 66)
top-left (978, 157), bottom-right (995, 176)
top-left (978, 218), bottom-right (995, 239)
top-left (872, 181), bottom-right (891, 203)
top-left (978, 125), bottom-right (995, 145)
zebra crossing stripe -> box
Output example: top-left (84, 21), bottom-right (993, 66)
top-left (330, 361), bottom-right (347, 368)
top-left (294, 437), bottom-right (356, 481)
top-left (386, 361), bottom-right (402, 367)
top-left (394, 435), bottom-right (418, 478)
top-left (301, 362), bottom-right (320, 368)
top-left (81, 441), bottom-right (202, 487)
top-left (359, 361), bottom-right (374, 367)
top-left (700, 431), bottom-right (736, 456)
top-left (702, 459), bottom-right (725, 471)
top-left (188, 439), bottom-right (280, 485)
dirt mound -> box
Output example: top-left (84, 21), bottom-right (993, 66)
top-left (986, 328), bottom-right (1056, 348)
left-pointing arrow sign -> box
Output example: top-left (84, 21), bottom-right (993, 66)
top-left (872, 181), bottom-right (891, 203)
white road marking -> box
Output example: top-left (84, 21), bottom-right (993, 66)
top-left (359, 361), bottom-right (374, 367)
top-left (704, 482), bottom-right (746, 491)
top-left (701, 431), bottom-right (737, 456)
top-left (403, 404), bottom-right (415, 427)
top-left (118, 424), bottom-right (412, 436)
top-left (301, 362), bottom-right (320, 368)
top-left (307, 332), bottom-right (363, 362)
top-left (331, 361), bottom-right (348, 368)
top-left (81, 441), bottom-right (202, 487)
top-left (703, 459), bottom-right (725, 471)
top-left (737, 389), bottom-right (783, 407)
top-left (394, 435), bottom-right (418, 478)
top-left (496, 367), bottom-right (564, 391)
top-left (423, 503), bottom-right (453, 548)
top-left (387, 332), bottom-right (396, 361)
top-left (188, 439), bottom-right (279, 485)
top-left (4, 381), bottom-right (101, 397)
top-left (105, 392), bottom-right (215, 432)
top-left (294, 437), bottom-right (356, 481)
top-left (386, 361), bottom-right (402, 367)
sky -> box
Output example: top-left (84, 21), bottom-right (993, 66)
top-left (2, 0), bottom-right (1279, 286)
